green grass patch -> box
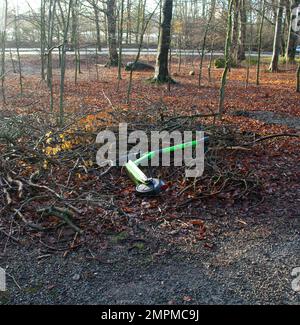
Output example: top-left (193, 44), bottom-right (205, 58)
top-left (214, 57), bottom-right (238, 68)
top-left (242, 55), bottom-right (300, 67)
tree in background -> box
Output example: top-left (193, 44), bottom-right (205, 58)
top-left (0, 0), bottom-right (8, 103)
top-left (152, 0), bottom-right (173, 83)
top-left (219, 0), bottom-right (234, 115)
top-left (231, 0), bottom-right (241, 66)
top-left (40, 0), bottom-right (46, 80)
top-left (106, 0), bottom-right (119, 66)
top-left (256, 0), bottom-right (266, 85)
top-left (58, 0), bottom-right (73, 125)
top-left (198, 0), bottom-right (216, 87)
top-left (285, 0), bottom-right (300, 62)
top-left (269, 0), bottom-right (285, 72)
top-left (237, 0), bottom-right (247, 61)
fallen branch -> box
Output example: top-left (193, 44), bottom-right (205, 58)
top-left (38, 206), bottom-right (83, 234)
top-left (7, 175), bottom-right (23, 198)
top-left (0, 228), bottom-right (20, 244)
top-left (28, 171), bottom-right (81, 214)
top-left (13, 208), bottom-right (45, 231)
top-left (242, 133), bottom-right (299, 146)
top-left (212, 145), bottom-right (251, 151)
top-left (0, 177), bottom-right (12, 205)
top-left (102, 90), bottom-right (116, 111)
top-left (7, 272), bottom-right (22, 290)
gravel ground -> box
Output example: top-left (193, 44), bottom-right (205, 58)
top-left (1, 213), bottom-right (299, 305)
top-left (233, 110), bottom-right (300, 130)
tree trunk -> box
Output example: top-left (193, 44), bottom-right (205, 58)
top-left (198, 0), bottom-right (215, 87)
top-left (208, 37), bottom-right (215, 82)
top-left (237, 0), bottom-right (246, 61)
top-left (47, 0), bottom-right (56, 112)
top-left (153, 0), bottom-right (173, 83)
top-left (286, 0), bottom-right (300, 62)
top-left (73, 0), bottom-right (79, 84)
top-left (280, 4), bottom-right (287, 56)
top-left (14, 14), bottom-right (23, 95)
top-left (126, 0), bottom-right (131, 44)
top-left (94, 5), bottom-right (101, 51)
top-left (126, 1), bottom-right (157, 104)
top-left (59, 0), bottom-right (73, 126)
top-left (70, 5), bottom-right (77, 51)
top-left (296, 63), bottom-right (300, 91)
top-left (0, 0), bottom-right (8, 103)
top-left (106, 0), bottom-right (119, 67)
top-left (40, 0), bottom-right (46, 80)
top-left (256, 0), bottom-right (266, 85)
top-left (269, 0), bottom-right (285, 72)
top-left (245, 8), bottom-right (253, 87)
top-left (219, 0), bottom-right (234, 115)
top-left (136, 0), bottom-right (142, 44)
top-left (9, 49), bottom-right (16, 73)
top-left (231, 0), bottom-right (240, 66)
top-left (117, 0), bottom-right (124, 86)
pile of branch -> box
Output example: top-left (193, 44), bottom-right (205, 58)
top-left (0, 106), bottom-right (298, 247)
top-left (0, 110), bottom-right (124, 246)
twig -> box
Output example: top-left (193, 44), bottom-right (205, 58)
top-left (98, 164), bottom-right (113, 177)
top-left (13, 208), bottom-right (45, 231)
top-left (0, 177), bottom-right (12, 205)
top-left (28, 171), bottom-right (81, 214)
top-left (102, 90), bottom-right (116, 111)
top-left (38, 206), bottom-right (83, 234)
top-left (0, 228), bottom-right (20, 244)
top-left (242, 133), bottom-right (299, 146)
top-left (7, 273), bottom-right (22, 290)
top-left (6, 175), bottom-right (23, 198)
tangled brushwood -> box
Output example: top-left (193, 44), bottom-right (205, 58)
top-left (1, 105), bottom-right (295, 248)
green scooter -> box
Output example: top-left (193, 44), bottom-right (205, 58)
top-left (125, 136), bottom-right (209, 195)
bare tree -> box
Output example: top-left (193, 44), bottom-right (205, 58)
top-left (126, 0), bottom-right (132, 44)
top-left (0, 0), bottom-right (8, 103)
top-left (126, 1), bottom-right (158, 104)
top-left (86, 0), bottom-right (119, 66)
top-left (73, 0), bottom-right (80, 84)
top-left (106, 0), bottom-right (119, 66)
top-left (256, 0), bottom-right (266, 85)
top-left (152, 0), bottom-right (173, 83)
top-left (237, 0), bottom-right (247, 61)
top-left (231, 0), bottom-right (240, 66)
top-left (219, 0), bottom-right (234, 115)
top-left (269, 0), bottom-right (285, 72)
top-left (198, 0), bottom-right (216, 87)
top-left (297, 63), bottom-right (300, 91)
top-left (14, 10), bottom-right (23, 95)
top-left (285, 0), bottom-right (300, 62)
top-left (40, 0), bottom-right (46, 80)
top-left (117, 0), bottom-right (125, 87)
top-left (87, 0), bottom-right (102, 51)
top-left (58, 0), bottom-right (73, 125)
top-left (47, 0), bottom-right (57, 112)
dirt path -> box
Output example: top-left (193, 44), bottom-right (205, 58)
top-left (233, 111), bottom-right (300, 130)
top-left (1, 203), bottom-right (299, 305)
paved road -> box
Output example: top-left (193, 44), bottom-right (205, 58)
top-left (6, 47), bottom-right (274, 57)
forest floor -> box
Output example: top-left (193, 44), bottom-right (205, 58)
top-left (0, 55), bottom-right (299, 304)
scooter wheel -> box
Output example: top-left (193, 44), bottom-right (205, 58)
top-left (136, 178), bottom-right (165, 196)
